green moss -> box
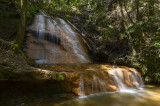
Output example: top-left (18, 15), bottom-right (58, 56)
top-left (56, 73), bottom-right (67, 81)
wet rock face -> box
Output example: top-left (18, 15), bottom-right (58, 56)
top-left (41, 64), bottom-right (144, 96)
top-left (0, 64), bottom-right (143, 96)
top-left (26, 13), bottom-right (90, 64)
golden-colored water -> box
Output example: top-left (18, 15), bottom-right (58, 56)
top-left (46, 86), bottom-right (160, 106)
top-left (0, 64), bottom-right (158, 106)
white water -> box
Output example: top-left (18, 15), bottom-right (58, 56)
top-left (78, 68), bottom-right (143, 97)
top-left (26, 12), bottom-right (90, 64)
top-left (112, 75), bottom-right (128, 91)
top-left (92, 74), bottom-right (98, 92)
top-left (58, 18), bottom-right (88, 62)
top-left (29, 14), bottom-right (46, 63)
top-left (132, 69), bottom-right (144, 87)
top-left (79, 74), bottom-right (86, 98)
top-left (109, 68), bottom-right (143, 92)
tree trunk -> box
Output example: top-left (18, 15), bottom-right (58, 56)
top-left (15, 0), bottom-right (27, 50)
top-left (118, 0), bottom-right (126, 31)
top-left (124, 0), bottom-right (134, 24)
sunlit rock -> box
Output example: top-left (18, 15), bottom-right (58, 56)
top-left (26, 12), bottom-right (91, 64)
top-left (40, 64), bottom-right (144, 96)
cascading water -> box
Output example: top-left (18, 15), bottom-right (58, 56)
top-left (92, 75), bottom-right (107, 92)
top-left (130, 70), bottom-right (144, 88)
top-left (26, 12), bottom-right (90, 64)
top-left (77, 66), bottom-right (143, 96)
top-left (26, 12), bottom-right (144, 97)
top-left (92, 74), bottom-right (98, 92)
top-left (79, 74), bottom-right (86, 98)
top-left (28, 14), bottom-right (46, 63)
top-left (109, 68), bottom-right (143, 92)
top-left (112, 76), bottom-right (128, 91)
top-left (109, 69), bottom-right (128, 91)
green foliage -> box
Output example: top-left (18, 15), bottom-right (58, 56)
top-left (1, 0), bottom-right (160, 83)
top-left (113, 0), bottom-right (160, 83)
top-left (24, 0), bottom-right (160, 83)
top-left (56, 73), bottom-right (67, 81)
top-left (154, 73), bottom-right (160, 82)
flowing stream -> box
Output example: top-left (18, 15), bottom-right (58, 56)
top-left (16, 12), bottom-right (160, 106)
top-left (54, 85), bottom-right (160, 106)
top-left (0, 65), bottom-right (159, 106)
top-left (1, 83), bottom-right (159, 106)
top-left (77, 67), bottom-right (144, 98)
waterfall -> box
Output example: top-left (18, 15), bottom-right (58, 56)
top-left (79, 74), bottom-right (86, 98)
top-left (109, 68), bottom-right (143, 91)
top-left (97, 77), bottom-right (107, 92)
top-left (77, 68), bottom-right (143, 95)
top-left (130, 70), bottom-right (144, 88)
top-left (39, 65), bottom-right (144, 96)
top-left (29, 14), bottom-right (46, 64)
top-left (26, 12), bottom-right (144, 96)
top-left (92, 74), bottom-right (98, 92)
top-left (26, 12), bottom-right (91, 64)
top-left (109, 69), bottom-right (128, 91)
top-left (112, 75), bottom-right (128, 91)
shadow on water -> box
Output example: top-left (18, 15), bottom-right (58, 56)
top-left (0, 74), bottom-right (160, 106)
top-left (0, 81), bottom-right (75, 106)
top-left (31, 30), bottom-right (61, 46)
top-left (48, 86), bottom-right (160, 106)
